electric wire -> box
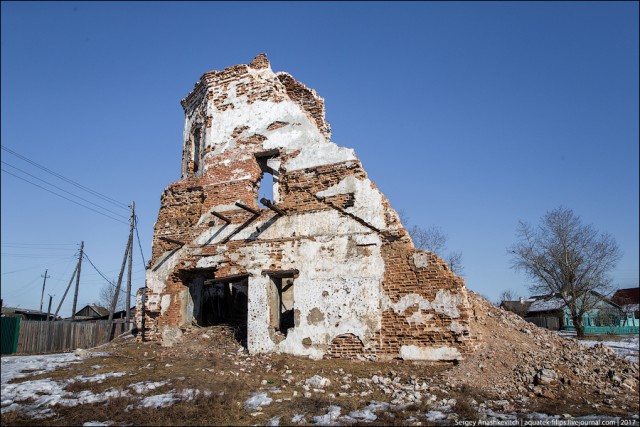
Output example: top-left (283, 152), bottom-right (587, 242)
top-left (1, 243), bottom-right (77, 246)
top-left (1, 145), bottom-right (129, 210)
top-left (0, 257), bottom-right (78, 275)
top-left (82, 252), bottom-right (135, 298)
top-left (2, 161), bottom-right (128, 220)
top-left (2, 169), bottom-right (128, 225)
top-left (134, 215), bottom-right (147, 267)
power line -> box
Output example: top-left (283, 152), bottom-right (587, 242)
top-left (2, 161), bottom-right (129, 220)
top-left (134, 215), bottom-right (147, 267)
top-left (82, 251), bottom-right (135, 298)
top-left (1, 145), bottom-right (129, 211)
top-left (0, 257), bottom-right (78, 275)
top-left (2, 168), bottom-right (128, 225)
top-left (1, 243), bottom-right (77, 246)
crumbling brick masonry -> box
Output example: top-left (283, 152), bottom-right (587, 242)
top-left (142, 54), bottom-right (477, 361)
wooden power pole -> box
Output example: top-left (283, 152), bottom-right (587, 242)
top-left (125, 201), bottom-right (135, 331)
top-left (52, 264), bottom-right (78, 320)
top-left (46, 294), bottom-right (53, 321)
top-left (39, 269), bottom-right (50, 311)
top-left (106, 203), bottom-right (135, 340)
top-left (71, 241), bottom-right (84, 321)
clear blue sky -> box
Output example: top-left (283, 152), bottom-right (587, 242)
top-left (2, 1), bottom-right (638, 315)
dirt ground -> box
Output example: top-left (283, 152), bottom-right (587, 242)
top-left (2, 292), bottom-right (639, 426)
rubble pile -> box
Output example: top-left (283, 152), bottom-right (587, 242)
top-left (446, 292), bottom-right (639, 409)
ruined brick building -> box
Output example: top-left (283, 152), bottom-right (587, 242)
top-left (142, 54), bottom-right (476, 361)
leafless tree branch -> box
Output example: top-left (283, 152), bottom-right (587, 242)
top-left (508, 206), bottom-right (622, 337)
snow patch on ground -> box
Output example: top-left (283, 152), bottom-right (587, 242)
top-left (348, 401), bottom-right (391, 422)
top-left (138, 393), bottom-right (179, 409)
top-left (291, 413), bottom-right (306, 423)
top-left (73, 372), bottom-right (127, 383)
top-left (125, 388), bottom-right (202, 411)
top-left (1, 351), bottom-right (208, 419)
top-left (581, 336), bottom-right (639, 362)
top-left (1, 351), bottom-right (118, 419)
top-left (313, 405), bottom-right (342, 425)
top-left (424, 410), bottom-right (448, 422)
top-left (129, 380), bottom-right (168, 394)
top-left (244, 391), bottom-right (273, 411)
top-left (266, 415), bottom-right (281, 426)
top-left (1, 352), bottom-right (83, 385)
top-left (557, 332), bottom-right (639, 362)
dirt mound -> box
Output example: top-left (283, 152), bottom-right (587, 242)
top-left (445, 291), bottom-right (639, 409)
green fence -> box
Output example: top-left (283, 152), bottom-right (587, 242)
top-left (1, 317), bottom-right (21, 354)
top-left (563, 325), bottom-right (639, 334)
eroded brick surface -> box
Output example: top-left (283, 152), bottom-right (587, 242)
top-left (141, 54), bottom-right (477, 361)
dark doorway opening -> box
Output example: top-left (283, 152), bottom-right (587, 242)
top-left (268, 275), bottom-right (295, 342)
top-left (189, 276), bottom-right (249, 346)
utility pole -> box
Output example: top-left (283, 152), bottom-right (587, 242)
top-left (107, 202), bottom-right (134, 340)
top-left (52, 265), bottom-right (78, 320)
top-left (125, 202), bottom-right (135, 331)
top-left (39, 269), bottom-right (50, 311)
top-left (46, 294), bottom-right (53, 321)
top-left (71, 241), bottom-right (84, 321)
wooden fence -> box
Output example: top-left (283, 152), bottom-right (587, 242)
top-left (16, 320), bottom-right (127, 354)
top-left (525, 316), bottom-right (560, 330)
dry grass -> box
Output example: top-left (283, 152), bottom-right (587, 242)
top-left (3, 321), bottom-right (638, 426)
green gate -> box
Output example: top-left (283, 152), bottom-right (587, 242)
top-left (1, 317), bottom-right (21, 354)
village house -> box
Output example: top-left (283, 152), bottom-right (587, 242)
top-left (612, 287), bottom-right (640, 327)
top-left (141, 54), bottom-right (477, 361)
top-left (501, 290), bottom-right (639, 333)
top-left (1, 306), bottom-right (54, 321)
top-left (72, 304), bottom-right (109, 321)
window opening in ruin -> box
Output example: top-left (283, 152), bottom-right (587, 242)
top-left (255, 151), bottom-right (279, 208)
top-left (191, 126), bottom-right (202, 173)
top-left (269, 276), bottom-right (295, 339)
top-left (188, 275), bottom-right (248, 346)
top-left (258, 171), bottom-right (274, 207)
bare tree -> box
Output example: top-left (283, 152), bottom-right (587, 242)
top-left (398, 209), bottom-right (465, 276)
top-left (508, 206), bottom-right (621, 337)
top-left (445, 251), bottom-right (464, 278)
top-left (497, 288), bottom-right (516, 305)
top-left (496, 288), bottom-right (530, 317)
top-left (96, 282), bottom-right (126, 312)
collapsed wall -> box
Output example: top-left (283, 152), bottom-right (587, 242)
top-left (142, 54), bottom-right (477, 361)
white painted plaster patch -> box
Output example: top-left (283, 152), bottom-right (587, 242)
top-left (160, 295), bottom-right (172, 315)
top-left (195, 255), bottom-right (225, 269)
top-left (412, 252), bottom-right (428, 269)
top-left (400, 345), bottom-right (462, 361)
top-left (433, 289), bottom-right (462, 318)
top-left (407, 311), bottom-right (433, 325)
top-left (316, 174), bottom-right (387, 231)
top-left (449, 321), bottom-right (465, 334)
top-left (383, 293), bottom-right (432, 315)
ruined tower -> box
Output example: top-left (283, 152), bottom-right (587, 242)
top-left (143, 54), bottom-right (476, 360)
